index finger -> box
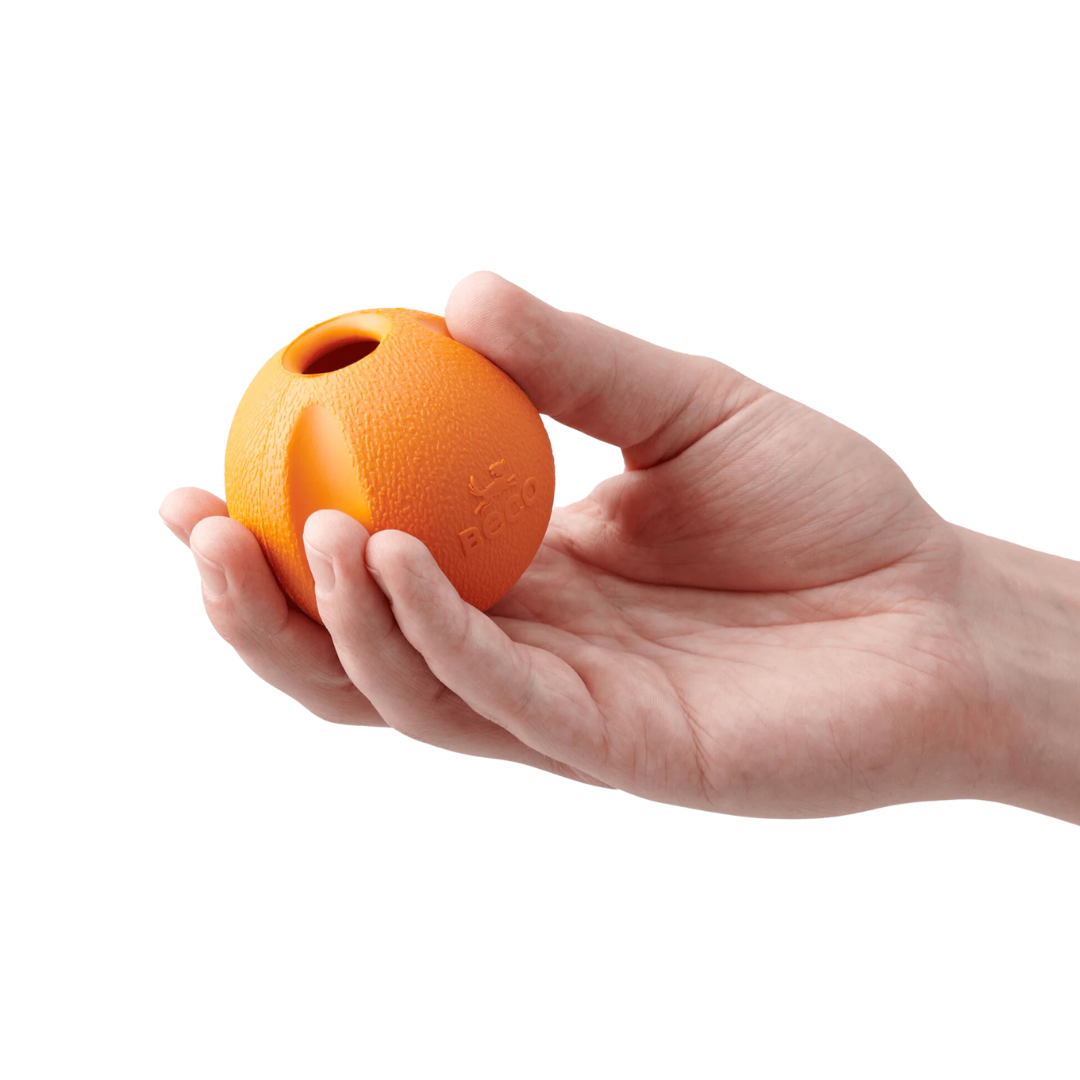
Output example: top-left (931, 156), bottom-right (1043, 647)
top-left (445, 272), bottom-right (767, 470)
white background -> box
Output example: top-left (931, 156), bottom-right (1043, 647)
top-left (2, 1), bottom-right (1078, 1076)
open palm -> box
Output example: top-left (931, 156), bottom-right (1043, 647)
top-left (162, 273), bottom-right (991, 817)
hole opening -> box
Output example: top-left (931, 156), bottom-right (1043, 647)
top-left (301, 338), bottom-right (379, 374)
top-left (282, 312), bottom-right (391, 375)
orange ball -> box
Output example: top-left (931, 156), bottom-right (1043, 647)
top-left (224, 308), bottom-right (555, 622)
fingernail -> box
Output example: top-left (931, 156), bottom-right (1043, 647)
top-left (366, 562), bottom-right (390, 599)
top-left (191, 545), bottom-right (227, 596)
top-left (306, 545), bottom-right (336, 594)
top-left (160, 514), bottom-right (189, 544)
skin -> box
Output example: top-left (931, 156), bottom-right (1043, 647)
top-left (160, 272), bottom-right (1080, 823)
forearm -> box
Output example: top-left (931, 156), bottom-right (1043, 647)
top-left (956, 526), bottom-right (1080, 823)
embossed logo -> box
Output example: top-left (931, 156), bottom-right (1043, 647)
top-left (459, 459), bottom-right (539, 555)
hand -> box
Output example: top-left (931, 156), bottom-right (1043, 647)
top-left (160, 272), bottom-right (1080, 820)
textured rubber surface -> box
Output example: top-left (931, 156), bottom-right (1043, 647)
top-left (224, 308), bottom-right (555, 623)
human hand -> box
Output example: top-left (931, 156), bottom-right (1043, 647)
top-left (160, 272), bottom-right (1080, 820)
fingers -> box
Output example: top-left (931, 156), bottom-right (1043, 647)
top-left (162, 491), bottom-right (383, 726)
top-left (445, 271), bottom-right (767, 469)
top-left (158, 486), bottom-right (229, 544)
top-left (363, 527), bottom-right (617, 783)
top-left (161, 492), bottom-right (597, 780)
top-left (302, 511), bottom-right (588, 776)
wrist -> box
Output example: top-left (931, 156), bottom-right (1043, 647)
top-left (955, 526), bottom-right (1080, 823)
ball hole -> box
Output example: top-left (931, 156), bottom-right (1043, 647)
top-left (300, 337), bottom-right (380, 374)
top-left (281, 313), bottom-right (391, 376)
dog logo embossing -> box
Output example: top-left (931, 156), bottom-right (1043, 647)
top-left (469, 459), bottom-right (517, 514)
top-left (459, 459), bottom-right (539, 556)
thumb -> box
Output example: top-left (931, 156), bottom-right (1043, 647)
top-left (444, 271), bottom-right (766, 469)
